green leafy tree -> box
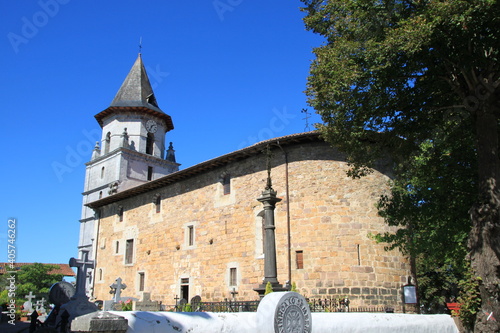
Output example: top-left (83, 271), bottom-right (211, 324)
top-left (16, 263), bottom-right (65, 300)
top-left (457, 262), bottom-right (482, 331)
top-left (375, 137), bottom-right (475, 313)
top-left (301, 1), bottom-right (500, 331)
top-left (0, 273), bottom-right (8, 306)
top-left (0, 289), bottom-right (9, 310)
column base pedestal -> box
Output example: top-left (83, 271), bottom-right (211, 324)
top-left (254, 282), bottom-right (290, 298)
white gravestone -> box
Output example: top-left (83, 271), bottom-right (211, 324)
top-left (36, 297), bottom-right (47, 314)
top-left (24, 291), bottom-right (36, 313)
top-left (110, 277), bottom-right (127, 302)
top-left (133, 292), bottom-right (160, 311)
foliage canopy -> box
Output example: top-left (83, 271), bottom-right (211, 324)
top-left (301, 0), bottom-right (500, 330)
top-left (0, 263), bottom-right (65, 310)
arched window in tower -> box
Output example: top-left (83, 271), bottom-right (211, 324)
top-left (101, 167), bottom-right (105, 179)
top-left (147, 166), bottom-right (153, 181)
top-left (104, 132), bottom-right (111, 154)
top-left (146, 133), bottom-right (154, 155)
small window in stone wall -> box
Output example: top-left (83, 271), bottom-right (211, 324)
top-left (188, 225), bottom-right (194, 246)
top-left (223, 174), bottom-right (231, 195)
top-left (118, 206), bottom-right (124, 222)
top-left (155, 195), bottom-right (161, 213)
top-left (296, 250), bottom-right (304, 269)
top-left (125, 239), bottom-right (134, 264)
top-left (229, 267), bottom-right (237, 286)
top-left (115, 241), bottom-right (119, 254)
top-left (98, 268), bottom-right (103, 281)
top-left (138, 272), bottom-right (145, 291)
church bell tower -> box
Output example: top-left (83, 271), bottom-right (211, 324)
top-left (78, 54), bottom-right (180, 296)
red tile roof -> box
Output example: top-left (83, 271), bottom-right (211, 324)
top-left (0, 263), bottom-right (75, 276)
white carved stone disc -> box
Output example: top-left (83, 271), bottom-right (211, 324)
top-left (274, 292), bottom-right (312, 333)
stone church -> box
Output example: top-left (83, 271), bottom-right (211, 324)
top-left (78, 54), bottom-right (411, 308)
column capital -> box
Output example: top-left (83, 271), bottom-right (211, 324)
top-left (257, 189), bottom-right (282, 206)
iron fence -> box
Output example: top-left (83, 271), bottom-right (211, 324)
top-left (162, 298), bottom-right (390, 313)
top-left (307, 298), bottom-right (390, 313)
top-left (164, 300), bottom-right (260, 312)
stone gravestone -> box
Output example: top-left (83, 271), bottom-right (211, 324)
top-left (49, 281), bottom-right (76, 306)
top-left (133, 292), bottom-right (160, 311)
top-left (36, 297), bottom-right (47, 314)
top-left (45, 281), bottom-right (76, 327)
top-left (191, 295), bottom-right (202, 312)
top-left (104, 277), bottom-right (128, 311)
top-left (110, 277), bottom-right (127, 302)
top-left (59, 251), bottom-right (98, 321)
top-left (179, 298), bottom-right (187, 311)
top-left (24, 291), bottom-right (36, 313)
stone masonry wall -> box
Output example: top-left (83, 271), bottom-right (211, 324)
top-left (92, 140), bottom-right (410, 310)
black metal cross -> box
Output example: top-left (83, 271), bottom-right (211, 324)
top-left (301, 108), bottom-right (311, 131)
top-left (263, 144), bottom-right (274, 190)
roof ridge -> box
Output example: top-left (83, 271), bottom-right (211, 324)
top-left (86, 131), bottom-right (321, 209)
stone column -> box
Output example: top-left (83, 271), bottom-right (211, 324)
top-left (254, 145), bottom-right (288, 297)
top-left (259, 188), bottom-right (281, 285)
top-left (254, 187), bottom-right (288, 296)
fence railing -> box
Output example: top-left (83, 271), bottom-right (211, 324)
top-left (195, 300), bottom-right (260, 312)
top-left (162, 298), bottom-right (390, 313)
top-left (162, 300), bottom-right (260, 312)
top-left (307, 298), bottom-right (391, 313)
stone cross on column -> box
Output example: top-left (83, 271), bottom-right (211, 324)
top-left (24, 291), bottom-right (36, 312)
top-left (69, 250), bottom-right (94, 299)
top-left (254, 145), bottom-right (288, 297)
top-left (110, 277), bottom-right (127, 302)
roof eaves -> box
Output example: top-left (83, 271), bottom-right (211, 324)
top-left (86, 131), bottom-right (320, 209)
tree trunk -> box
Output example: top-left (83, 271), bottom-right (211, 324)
top-left (469, 108), bottom-right (500, 333)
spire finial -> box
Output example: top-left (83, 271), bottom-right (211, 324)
top-left (263, 144), bottom-right (274, 191)
top-left (139, 36), bottom-right (142, 55)
top-left (301, 108), bottom-right (311, 131)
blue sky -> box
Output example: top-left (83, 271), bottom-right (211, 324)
top-left (0, 1), bottom-right (323, 266)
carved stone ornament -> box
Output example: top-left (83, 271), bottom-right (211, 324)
top-left (109, 181), bottom-right (119, 195)
top-left (274, 292), bottom-right (311, 333)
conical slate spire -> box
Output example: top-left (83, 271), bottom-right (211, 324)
top-left (110, 54), bottom-right (159, 110)
top-left (94, 54), bottom-right (174, 131)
